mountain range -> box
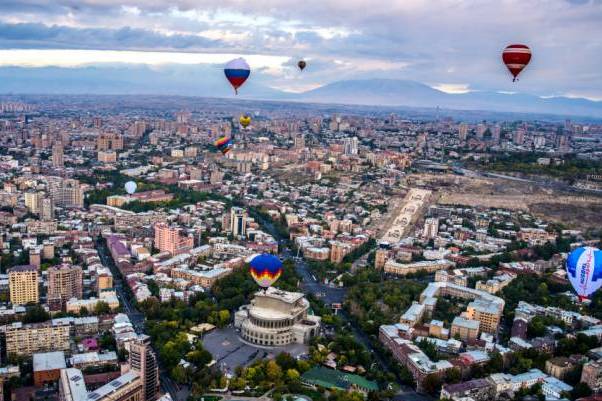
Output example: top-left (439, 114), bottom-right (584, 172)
top-left (0, 66), bottom-right (601, 119)
top-left (293, 79), bottom-right (602, 118)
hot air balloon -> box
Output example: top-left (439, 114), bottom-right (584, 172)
top-left (566, 246), bottom-right (602, 301)
top-left (224, 57), bottom-right (250, 94)
top-left (214, 136), bottom-right (233, 155)
top-left (502, 44), bottom-right (532, 82)
top-left (124, 181), bottom-right (137, 195)
top-left (249, 253), bottom-right (283, 289)
top-left (239, 114), bottom-right (251, 129)
top-left (297, 60), bottom-right (306, 71)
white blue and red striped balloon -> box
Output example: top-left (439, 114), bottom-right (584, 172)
top-left (566, 246), bottom-right (602, 300)
top-left (224, 57), bottom-right (250, 95)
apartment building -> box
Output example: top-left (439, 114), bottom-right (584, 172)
top-left (8, 265), bottom-right (39, 305)
top-left (3, 320), bottom-right (70, 356)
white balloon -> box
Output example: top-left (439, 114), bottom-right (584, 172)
top-left (125, 181), bottom-right (137, 195)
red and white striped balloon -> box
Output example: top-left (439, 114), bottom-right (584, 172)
top-left (502, 44), bottom-right (532, 82)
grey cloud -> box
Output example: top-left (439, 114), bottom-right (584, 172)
top-left (0, 0), bottom-right (600, 98)
top-left (0, 22), bottom-right (221, 50)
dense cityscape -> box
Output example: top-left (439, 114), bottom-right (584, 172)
top-left (0, 93), bottom-right (598, 401)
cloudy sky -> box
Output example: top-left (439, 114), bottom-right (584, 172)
top-left (0, 0), bottom-right (601, 99)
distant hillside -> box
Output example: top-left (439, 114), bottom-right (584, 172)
top-left (0, 66), bottom-right (601, 118)
top-left (295, 79), bottom-right (602, 118)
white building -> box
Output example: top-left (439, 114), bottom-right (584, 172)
top-left (234, 287), bottom-right (321, 346)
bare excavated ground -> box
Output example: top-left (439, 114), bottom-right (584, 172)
top-left (411, 173), bottom-right (602, 230)
top-left (529, 202), bottom-right (602, 230)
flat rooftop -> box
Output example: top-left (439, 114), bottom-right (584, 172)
top-left (33, 351), bottom-right (66, 372)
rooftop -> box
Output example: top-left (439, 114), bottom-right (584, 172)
top-left (443, 378), bottom-right (491, 394)
top-left (33, 351), bottom-right (67, 372)
top-left (62, 368), bottom-right (88, 401)
top-left (8, 264), bottom-right (37, 273)
top-left (259, 287), bottom-right (305, 304)
top-left (87, 371), bottom-right (139, 401)
top-left (452, 316), bottom-right (480, 330)
top-left (301, 366), bottom-right (378, 392)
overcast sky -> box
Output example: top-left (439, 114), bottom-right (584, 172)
top-left (0, 0), bottom-right (601, 99)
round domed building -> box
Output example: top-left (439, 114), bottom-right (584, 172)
top-left (234, 287), bottom-right (321, 347)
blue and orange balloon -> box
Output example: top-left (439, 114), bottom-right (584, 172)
top-left (224, 57), bottom-right (250, 95)
top-left (249, 254), bottom-right (283, 288)
top-left (214, 136), bottom-right (233, 155)
top-left (566, 246), bottom-right (602, 301)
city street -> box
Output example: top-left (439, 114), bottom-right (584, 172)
top-left (96, 238), bottom-right (184, 401)
top-left (257, 215), bottom-right (434, 401)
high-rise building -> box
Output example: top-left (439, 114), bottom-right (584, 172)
top-left (153, 222), bottom-right (194, 255)
top-left (29, 248), bottom-right (41, 268)
top-left (374, 248), bottom-right (390, 270)
top-left (25, 191), bottom-right (41, 214)
top-left (8, 265), bottom-right (39, 305)
top-left (25, 192), bottom-right (54, 220)
top-left (344, 137), bottom-right (359, 155)
top-left (491, 124), bottom-right (501, 143)
top-left (458, 123), bottom-right (469, 141)
top-left (581, 361), bottom-right (602, 393)
top-left (476, 123), bottom-right (487, 140)
top-left (422, 218), bottom-right (439, 239)
top-left (229, 207), bottom-right (247, 238)
top-left (513, 128), bottom-right (525, 145)
top-left (52, 143), bottom-right (64, 168)
top-left (97, 133), bottom-right (124, 150)
top-left (39, 196), bottom-right (54, 221)
top-left (48, 264), bottom-right (83, 309)
top-left (129, 335), bottom-right (159, 401)
top-left (466, 299), bottom-right (501, 334)
top-left (294, 134), bottom-right (305, 149)
top-left (555, 134), bottom-right (570, 152)
top-left (60, 368), bottom-right (141, 401)
top-left (59, 336), bottom-right (156, 401)
top-left (5, 321), bottom-right (70, 356)
top-left (330, 241), bottom-right (352, 264)
top-left (48, 178), bottom-right (84, 208)
top-left (129, 121), bottom-right (147, 137)
top-left (175, 110), bottom-right (191, 124)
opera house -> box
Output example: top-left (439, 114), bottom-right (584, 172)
top-left (234, 287), bottom-right (321, 346)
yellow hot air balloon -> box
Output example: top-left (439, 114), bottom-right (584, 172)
top-left (239, 114), bottom-right (251, 128)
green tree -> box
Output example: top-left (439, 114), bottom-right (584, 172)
top-left (445, 368), bottom-right (462, 384)
top-left (94, 301), bottom-right (111, 315)
top-left (286, 368), bottom-right (300, 382)
top-left (171, 365), bottom-right (188, 384)
top-left (23, 304), bottom-right (50, 323)
top-left (266, 360), bottom-right (283, 382)
top-left (571, 382), bottom-right (592, 400)
top-left (421, 374), bottom-right (441, 396)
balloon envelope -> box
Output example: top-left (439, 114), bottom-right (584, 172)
top-left (239, 115), bottom-right (251, 128)
top-left (125, 181), bottom-right (137, 194)
top-left (214, 136), bottom-right (233, 155)
top-left (249, 254), bottom-right (283, 288)
top-left (502, 44), bottom-right (531, 81)
top-left (566, 246), bottom-right (602, 299)
top-left (224, 57), bottom-right (250, 94)
top-left (297, 60), bottom-right (306, 71)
